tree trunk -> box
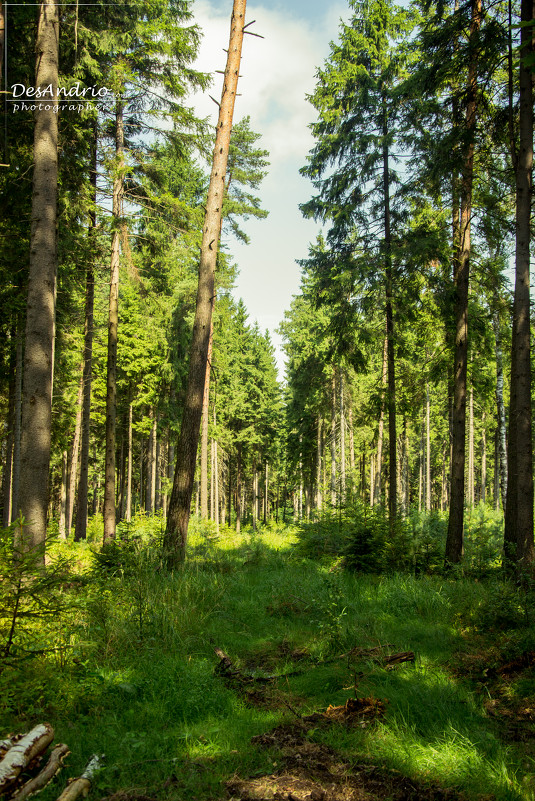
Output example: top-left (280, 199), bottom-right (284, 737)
top-left (103, 99), bottom-right (124, 542)
top-left (150, 412), bottom-right (157, 512)
top-left (17, 0), bottom-right (59, 556)
top-left (492, 312), bottom-right (508, 511)
top-left (504, 0), bottom-right (534, 572)
top-left (59, 451), bottom-right (67, 539)
top-left (2, 327), bottom-right (16, 526)
top-left (339, 370), bottom-right (346, 500)
top-left (426, 382), bottom-right (431, 511)
top-left (330, 370), bottom-right (337, 506)
top-left (67, 368), bottom-right (83, 535)
top-left (382, 93), bottom-right (397, 528)
top-left (125, 401), bottom-right (133, 522)
top-left (214, 439), bottom-right (220, 532)
top-left (11, 325), bottom-right (23, 523)
top-left (200, 317), bottom-right (214, 520)
top-left (481, 413), bottom-right (487, 504)
top-left (236, 446), bottom-right (242, 533)
top-left (164, 0), bottom-right (246, 566)
top-left (468, 384), bottom-right (474, 506)
top-left (316, 416), bottom-right (322, 512)
top-left (444, 0), bottom-right (481, 566)
top-left (349, 406), bottom-right (355, 472)
top-left (375, 334), bottom-right (387, 505)
top-left (74, 129), bottom-right (96, 542)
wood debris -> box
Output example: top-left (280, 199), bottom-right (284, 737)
top-left (0, 726), bottom-right (102, 801)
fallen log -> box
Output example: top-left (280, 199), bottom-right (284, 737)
top-left (383, 651), bottom-right (415, 669)
top-left (0, 739), bottom-right (16, 761)
top-left (10, 744), bottom-right (70, 801)
top-left (0, 725), bottom-right (54, 794)
top-left (56, 754), bottom-right (103, 801)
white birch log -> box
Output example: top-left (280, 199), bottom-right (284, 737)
top-left (10, 744), bottom-right (70, 801)
top-left (0, 724), bottom-right (54, 793)
top-left (55, 754), bottom-right (103, 801)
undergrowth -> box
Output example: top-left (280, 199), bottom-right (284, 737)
top-left (0, 512), bottom-right (532, 801)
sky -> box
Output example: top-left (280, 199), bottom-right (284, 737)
top-left (190, 0), bottom-right (352, 376)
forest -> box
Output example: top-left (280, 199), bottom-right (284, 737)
top-left (0, 0), bottom-right (535, 798)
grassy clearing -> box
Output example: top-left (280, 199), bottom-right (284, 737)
top-left (0, 516), bottom-right (533, 800)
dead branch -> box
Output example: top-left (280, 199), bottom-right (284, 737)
top-left (10, 744), bottom-right (70, 801)
top-left (55, 754), bottom-right (103, 801)
top-left (0, 725), bottom-right (54, 794)
top-left (383, 651), bottom-right (415, 669)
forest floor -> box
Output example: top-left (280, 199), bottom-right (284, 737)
top-left (1, 517), bottom-right (535, 801)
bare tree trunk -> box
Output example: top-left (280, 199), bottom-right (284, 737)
top-left (66, 369), bottom-right (83, 535)
top-left (481, 413), bottom-right (487, 504)
top-left (164, 0), bottom-right (246, 566)
top-left (467, 385), bottom-right (474, 506)
top-left (349, 406), bottom-right (355, 472)
top-left (200, 317), bottom-right (213, 520)
top-left (492, 313), bottom-right (507, 510)
top-left (214, 439), bottom-right (220, 532)
top-left (59, 451), bottom-right (67, 539)
top-left (316, 416), bottom-right (322, 512)
top-left (339, 370), bottom-right (346, 500)
top-left (3, 327), bottom-right (16, 526)
top-left (264, 461), bottom-right (268, 524)
top-left (74, 129), bottom-right (96, 542)
top-left (252, 460), bottom-right (257, 530)
top-left (103, 99), bottom-right (124, 542)
top-left (125, 402), bottom-right (133, 522)
top-left (374, 335), bottom-right (387, 505)
top-left (236, 446), bottom-right (242, 533)
top-left (370, 453), bottom-right (375, 506)
top-left (426, 382), bottom-right (431, 511)
top-left (445, 0), bottom-right (481, 566)
top-left (11, 326), bottom-right (23, 523)
top-left (330, 371), bottom-right (337, 506)
top-left (18, 0), bottom-right (59, 557)
top-left (505, 0), bottom-right (534, 572)
top-left (382, 92), bottom-right (397, 529)
top-left (150, 413), bottom-right (157, 512)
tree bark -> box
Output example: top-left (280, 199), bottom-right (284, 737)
top-left (468, 384), bottom-right (474, 506)
top-left (200, 317), bottom-right (213, 519)
top-left (481, 413), bottom-right (486, 504)
top-left (339, 370), bottom-right (346, 500)
top-left (164, 0), bottom-right (246, 566)
top-left (504, 0), bottom-right (534, 573)
top-left (382, 92), bottom-right (397, 528)
top-left (103, 99), bottom-right (124, 542)
top-left (492, 312), bottom-right (508, 511)
top-left (67, 367), bottom-right (83, 534)
top-left (2, 326), bottom-right (16, 526)
top-left (426, 382), bottom-right (431, 511)
top-left (125, 401), bottom-right (133, 522)
top-left (74, 129), bottom-right (96, 541)
top-left (17, 0), bottom-right (59, 556)
top-left (374, 334), bottom-right (387, 505)
top-left (330, 370), bottom-right (337, 506)
top-left (316, 416), bottom-right (322, 512)
top-left (444, 0), bottom-right (481, 566)
top-left (59, 450), bottom-right (67, 538)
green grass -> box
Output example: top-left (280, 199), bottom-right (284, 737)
top-left (0, 516), bottom-right (533, 801)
